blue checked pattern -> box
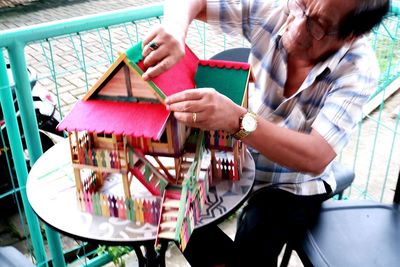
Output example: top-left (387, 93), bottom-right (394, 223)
top-left (206, 0), bottom-right (379, 195)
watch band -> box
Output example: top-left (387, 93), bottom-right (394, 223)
top-left (232, 129), bottom-right (249, 140)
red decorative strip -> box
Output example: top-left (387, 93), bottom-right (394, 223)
top-left (199, 59), bottom-right (250, 70)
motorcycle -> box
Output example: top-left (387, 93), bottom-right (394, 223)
top-left (0, 64), bottom-right (63, 214)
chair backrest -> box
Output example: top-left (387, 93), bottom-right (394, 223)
top-left (328, 161), bottom-right (355, 199)
top-left (294, 169), bottom-right (400, 267)
top-left (209, 47), bottom-right (250, 62)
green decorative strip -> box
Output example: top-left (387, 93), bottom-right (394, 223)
top-left (125, 41), bottom-right (166, 100)
top-left (175, 185), bottom-right (188, 241)
top-left (194, 131), bottom-right (205, 163)
top-left (148, 82), bottom-right (167, 101)
top-left (144, 164), bottom-right (151, 182)
top-left (126, 41), bottom-right (143, 64)
top-left (36, 162), bottom-right (71, 180)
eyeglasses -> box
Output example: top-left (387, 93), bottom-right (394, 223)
top-left (287, 0), bottom-right (338, 40)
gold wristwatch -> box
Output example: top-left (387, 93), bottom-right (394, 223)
top-left (232, 111), bottom-right (257, 140)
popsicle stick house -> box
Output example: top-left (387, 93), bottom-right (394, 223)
top-left (57, 42), bottom-right (252, 250)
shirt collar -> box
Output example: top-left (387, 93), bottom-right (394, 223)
top-left (305, 42), bottom-right (352, 86)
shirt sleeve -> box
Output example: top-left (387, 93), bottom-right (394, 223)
top-left (206, 0), bottom-right (280, 42)
top-left (312, 40), bottom-right (380, 154)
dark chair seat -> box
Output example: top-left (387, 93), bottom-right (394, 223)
top-left (0, 246), bottom-right (35, 267)
top-left (280, 161), bottom-right (355, 266)
top-left (298, 200), bottom-right (400, 267)
top-left (295, 170), bottom-right (400, 267)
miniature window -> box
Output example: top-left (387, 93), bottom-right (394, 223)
top-left (98, 133), bottom-right (113, 139)
top-left (159, 130), bottom-right (168, 143)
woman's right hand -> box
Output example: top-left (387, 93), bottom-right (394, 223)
top-left (141, 24), bottom-right (186, 80)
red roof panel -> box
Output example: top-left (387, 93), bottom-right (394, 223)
top-left (136, 45), bottom-right (199, 96)
top-left (57, 100), bottom-right (170, 140)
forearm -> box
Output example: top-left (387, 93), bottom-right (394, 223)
top-left (164, 88), bottom-right (335, 174)
top-left (163, 0), bottom-right (206, 40)
top-left (141, 0), bottom-right (207, 79)
top-left (243, 118), bottom-right (336, 175)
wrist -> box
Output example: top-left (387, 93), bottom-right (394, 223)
top-left (228, 107), bottom-right (247, 135)
top-left (162, 21), bottom-right (188, 43)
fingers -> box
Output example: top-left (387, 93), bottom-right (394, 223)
top-left (142, 27), bottom-right (158, 54)
top-left (141, 43), bottom-right (183, 80)
top-left (173, 111), bottom-right (207, 126)
top-left (142, 55), bottom-right (171, 81)
top-left (141, 25), bottom-right (185, 80)
top-left (165, 89), bottom-right (217, 127)
top-left (165, 89), bottom-right (206, 105)
top-left (166, 99), bottom-right (202, 114)
top-left (165, 89), bottom-right (237, 131)
top-left (142, 45), bottom-right (172, 80)
top-left (142, 40), bottom-right (162, 59)
top-left (164, 90), bottom-right (207, 126)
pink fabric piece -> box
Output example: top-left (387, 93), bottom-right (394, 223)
top-left (57, 100), bottom-right (170, 140)
top-left (136, 45), bottom-right (199, 96)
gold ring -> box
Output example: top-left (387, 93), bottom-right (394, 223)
top-left (192, 112), bottom-right (197, 123)
top-left (149, 41), bottom-right (159, 51)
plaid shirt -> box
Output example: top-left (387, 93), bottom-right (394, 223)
top-left (206, 0), bottom-right (379, 195)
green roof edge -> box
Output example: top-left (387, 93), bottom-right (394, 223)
top-left (125, 41), bottom-right (166, 101)
top-left (126, 41), bottom-right (143, 64)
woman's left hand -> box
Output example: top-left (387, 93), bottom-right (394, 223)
top-left (165, 88), bottom-right (246, 133)
top-left (141, 24), bottom-right (186, 80)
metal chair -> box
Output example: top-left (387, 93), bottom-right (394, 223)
top-left (284, 170), bottom-right (400, 267)
top-left (209, 47), bottom-right (251, 62)
top-left (0, 246), bottom-right (35, 267)
top-left (279, 162), bottom-right (355, 266)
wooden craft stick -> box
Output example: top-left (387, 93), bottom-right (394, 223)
top-left (160, 221), bottom-right (177, 229)
top-left (157, 231), bottom-right (176, 240)
top-left (162, 199), bottom-right (181, 208)
top-left (162, 210), bottom-right (179, 219)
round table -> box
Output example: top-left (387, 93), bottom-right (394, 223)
top-left (27, 140), bottom-right (255, 266)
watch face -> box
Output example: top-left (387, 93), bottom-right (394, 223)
top-left (242, 114), bottom-right (257, 132)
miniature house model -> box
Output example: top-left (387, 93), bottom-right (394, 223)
top-left (57, 42), bottom-right (252, 250)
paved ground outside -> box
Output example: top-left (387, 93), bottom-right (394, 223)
top-left (0, 0), bottom-right (36, 8)
top-left (1, 1), bottom-right (399, 267)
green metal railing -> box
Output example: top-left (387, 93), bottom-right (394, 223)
top-left (341, 3), bottom-right (400, 203)
top-left (0, 2), bottom-right (399, 266)
top-left (0, 4), bottom-right (164, 266)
